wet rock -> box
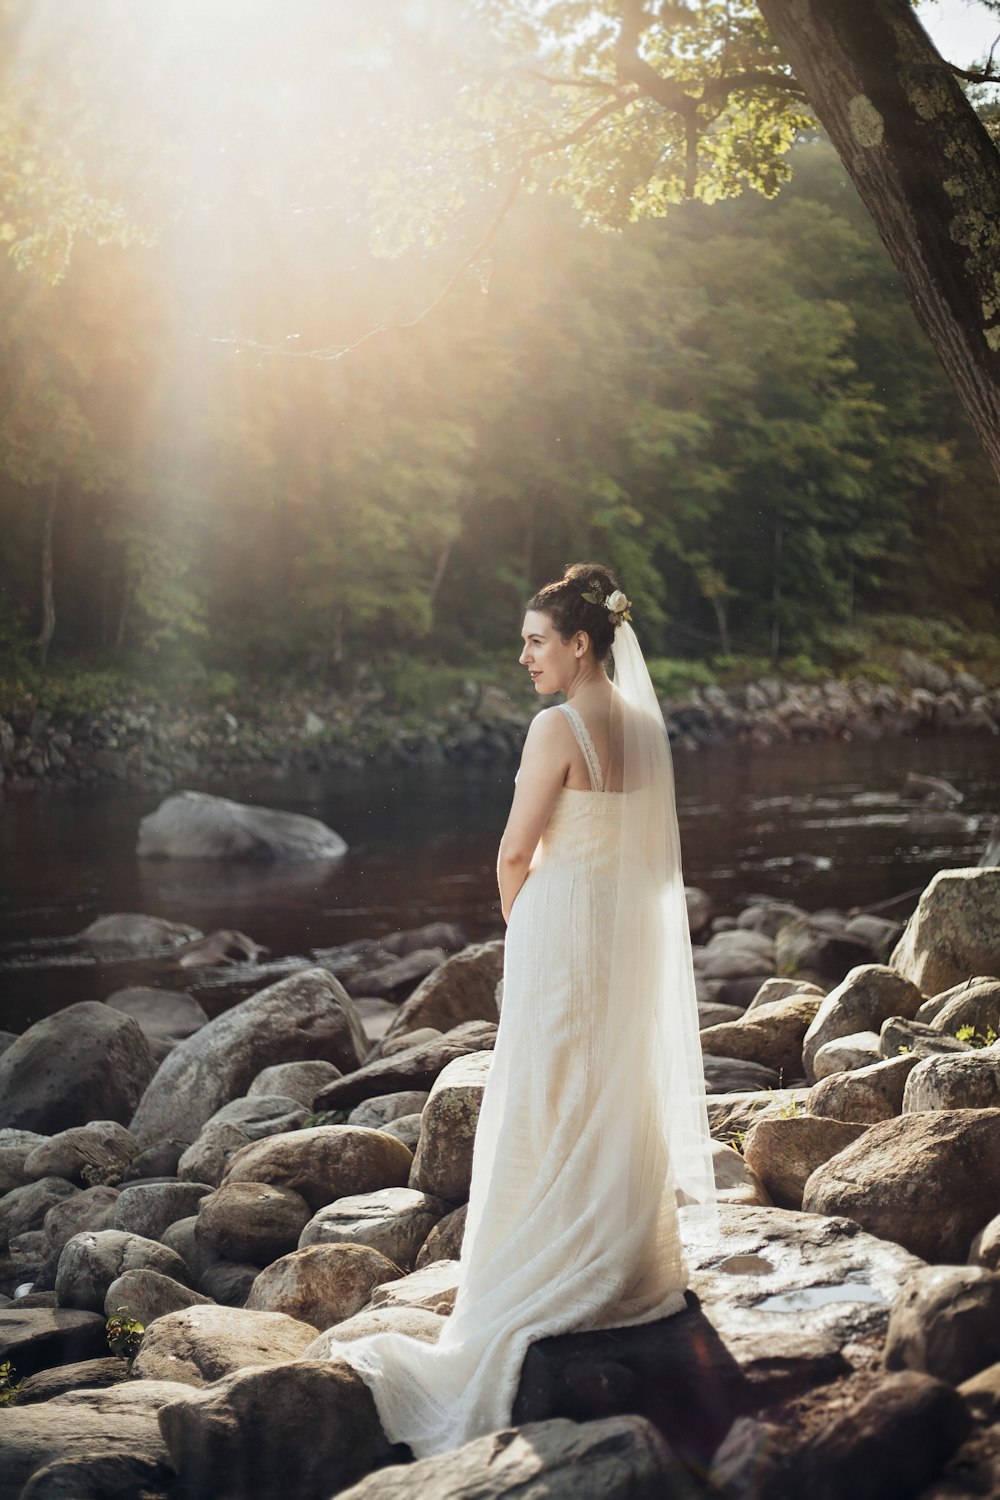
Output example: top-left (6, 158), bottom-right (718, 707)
top-left (345, 948), bottom-right (448, 1000)
top-left (803, 1109), bottom-right (1000, 1262)
top-left (104, 986), bottom-right (209, 1053)
top-left (130, 1304), bottom-right (315, 1386)
top-left (55, 1230), bottom-right (190, 1312)
top-left (195, 1181), bottom-right (312, 1265)
top-left (812, 1031), bottom-right (882, 1080)
top-left (703, 1056), bottom-right (781, 1093)
top-left (807, 1054), bottom-right (920, 1122)
top-left (129, 968), bottom-right (368, 1146)
top-left (0, 1179), bottom-right (78, 1248)
top-left (802, 965), bottom-right (924, 1082)
top-left (104, 1267), bottom-right (213, 1323)
top-left (890, 868), bottom-right (1000, 996)
top-left (415, 1203), bottom-right (468, 1269)
top-left (312, 1021), bottom-right (498, 1110)
top-left (409, 1051), bottom-right (491, 1202)
top-left (0, 1004), bottom-right (157, 1133)
top-left (902, 771), bottom-right (963, 806)
top-left (113, 1181), bottom-right (213, 1240)
top-left (157, 1359), bottom-right (391, 1500)
top-left (742, 1116), bottom-right (869, 1210)
top-left (903, 1049), bottom-right (1000, 1112)
top-left (884, 1265), bottom-right (1000, 1384)
top-left (375, 941), bottom-right (505, 1050)
top-left (138, 790), bottom-right (348, 861)
top-left (775, 1370), bottom-right (970, 1500)
top-left (334, 1415), bottom-right (691, 1500)
top-left (300, 1187), bottom-right (446, 1270)
top-left (22, 1123), bottom-right (137, 1187)
top-left (697, 994), bottom-right (822, 1078)
top-left (77, 913), bottom-right (202, 949)
top-left (348, 1091), bottom-right (430, 1128)
top-left (247, 1243), bottom-right (403, 1329)
top-left (222, 1125), bottom-right (412, 1212)
top-left (247, 1060), bottom-right (342, 1106)
top-left (0, 1306), bottom-right (106, 1380)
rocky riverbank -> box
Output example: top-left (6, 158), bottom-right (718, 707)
top-left (2, 648), bottom-right (997, 797)
top-left (2, 865), bottom-right (1000, 1497)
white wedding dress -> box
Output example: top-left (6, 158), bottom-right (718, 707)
top-left (326, 671), bottom-right (714, 1459)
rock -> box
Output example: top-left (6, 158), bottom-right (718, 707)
top-left (104, 1267), bottom-right (213, 1323)
top-left (958, 1361), bottom-right (1000, 1423)
top-left (176, 1094), bottom-right (311, 1185)
top-left (174, 929), bottom-right (267, 968)
top-left (0, 1004), bottom-right (158, 1133)
top-left (884, 1265), bottom-right (1000, 1384)
top-left (704, 1089), bottom-right (812, 1141)
top-left (333, 1415), bottom-right (691, 1500)
top-left (776, 1370), bottom-right (971, 1500)
top-left (742, 1116), bottom-right (869, 1210)
top-left (199, 1262), bottom-right (258, 1307)
top-left (17, 1451), bottom-right (176, 1500)
top-left (345, 948), bottom-right (448, 1000)
top-left (802, 965), bottom-right (924, 1081)
top-left (746, 977), bottom-right (825, 1012)
top-left (22, 1123), bottom-right (137, 1187)
top-left (0, 1306), bottom-right (106, 1380)
top-left (299, 1187), bottom-right (446, 1270)
top-left (0, 1382), bottom-right (177, 1500)
top-left (378, 1028), bottom-right (442, 1058)
top-left (970, 1214), bottom-right (1000, 1271)
top-left (375, 941), bottom-right (505, 1049)
top-left (104, 986), bottom-right (209, 1050)
top-left (686, 887), bottom-right (714, 935)
top-left (130, 1304), bottom-right (315, 1386)
top-left (222, 1125), bottom-right (413, 1212)
top-left (348, 1092), bottom-right (430, 1128)
top-left (736, 902), bottom-right (808, 939)
top-left (928, 978), bottom-right (1000, 1038)
top-left (890, 868), bottom-right (1000, 995)
top-left (157, 1359), bottom-right (391, 1500)
top-left (697, 994), bottom-right (822, 1078)
top-left (246, 1243), bottom-right (403, 1329)
top-left (195, 1182), bottom-right (312, 1265)
top-left (409, 1051), bottom-right (492, 1202)
top-left (803, 1108), bottom-right (1000, 1262)
top-left (247, 1060), bottom-right (342, 1106)
top-left (916, 975), bottom-right (1000, 1024)
top-left (312, 1021), bottom-right (498, 1110)
top-left (381, 1114), bottom-right (422, 1151)
top-left (0, 1179), bottom-right (78, 1248)
top-left (137, 790), bottom-right (348, 861)
top-left (981, 814), bottom-right (1000, 868)
top-left (380, 923), bottom-right (467, 958)
top-left (702, 1057), bottom-right (780, 1094)
top-left (775, 917), bottom-right (874, 982)
top-left (177, 1124), bottom-right (257, 1188)
top-left (113, 1181), bottom-right (213, 1240)
top-left (903, 1049), bottom-right (1000, 1112)
top-left (43, 1188), bottom-right (121, 1257)
top-left (841, 914), bottom-right (904, 959)
top-left (55, 1230), bottom-right (190, 1312)
top-left (303, 1305), bottom-right (445, 1355)
top-left (129, 968), bottom-right (368, 1146)
top-left (160, 1217), bottom-right (220, 1283)
top-left (415, 1203), bottom-right (468, 1269)
top-left (901, 771), bottom-right (963, 806)
top-left (807, 1054), bottom-right (920, 1122)
top-left (898, 651), bottom-right (951, 693)
top-left (698, 1003), bottom-right (747, 1029)
top-left (812, 1031), bottom-right (882, 1079)
top-left (368, 1259), bottom-right (460, 1316)
top-left (879, 1015), bottom-right (971, 1060)
top-left (17, 1356), bottom-right (129, 1404)
top-left (77, 913), bottom-right (202, 949)
top-left (712, 1143), bottom-right (772, 1207)
top-left (122, 1139), bottom-right (185, 1182)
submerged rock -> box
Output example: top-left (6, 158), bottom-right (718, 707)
top-left (137, 790), bottom-right (347, 862)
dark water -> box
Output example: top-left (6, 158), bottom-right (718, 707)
top-left (1, 736), bottom-right (997, 1032)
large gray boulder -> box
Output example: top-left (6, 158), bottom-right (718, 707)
top-left (130, 1305), bottom-right (315, 1386)
top-left (55, 1230), bottom-right (191, 1312)
top-left (23, 1123), bottom-right (137, 1186)
top-left (375, 942), bottom-right (504, 1049)
top-left (884, 1265), bottom-right (1000, 1385)
top-left (300, 1187), bottom-right (446, 1270)
top-left (246, 1243), bottom-right (403, 1329)
top-left (0, 1004), bottom-right (158, 1133)
top-left (801, 966), bottom-right (924, 1082)
top-left (113, 1182), bottom-right (213, 1241)
top-left (891, 868), bottom-right (1000, 995)
top-left (333, 1415), bottom-right (690, 1500)
top-left (409, 1051), bottom-right (492, 1203)
top-left (803, 1109), bottom-right (1000, 1262)
top-left (742, 1115), bottom-right (869, 1210)
top-left (221, 1126), bottom-right (412, 1212)
top-left (77, 914), bottom-right (202, 950)
top-left (807, 1054), bottom-right (920, 1123)
top-left (103, 1268), bottom-right (212, 1324)
top-left (138, 790), bottom-right (347, 861)
top-left (157, 1360), bottom-right (391, 1500)
top-left (104, 986), bottom-right (209, 1054)
top-left (128, 969), bottom-right (368, 1146)
top-left (0, 1307), bottom-right (106, 1382)
top-left (696, 994), bottom-right (822, 1078)
top-left (195, 1182), bottom-right (312, 1266)
top-left (0, 1179), bottom-right (78, 1248)
top-left (176, 1095), bottom-right (311, 1186)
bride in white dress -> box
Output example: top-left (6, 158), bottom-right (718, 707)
top-left (327, 562), bottom-right (716, 1457)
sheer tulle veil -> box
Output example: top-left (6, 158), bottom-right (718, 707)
top-left (605, 619), bottom-right (718, 1233)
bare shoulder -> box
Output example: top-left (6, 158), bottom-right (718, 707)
top-left (524, 705), bottom-right (572, 747)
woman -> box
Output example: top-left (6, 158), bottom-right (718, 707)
top-left (327, 562), bottom-right (716, 1457)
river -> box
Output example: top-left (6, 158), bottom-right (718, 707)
top-left (1, 735), bottom-right (997, 1032)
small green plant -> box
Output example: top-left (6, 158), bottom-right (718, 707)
top-left (766, 1089), bottom-right (801, 1118)
top-left (954, 1024), bottom-right (998, 1049)
top-left (898, 1044), bottom-right (912, 1054)
top-left (0, 1361), bottom-right (23, 1406)
top-left (299, 1109), bottom-right (351, 1129)
top-left (106, 1308), bottom-right (145, 1365)
top-left (726, 1130), bottom-right (746, 1155)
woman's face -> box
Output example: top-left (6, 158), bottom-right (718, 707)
top-left (519, 609), bottom-right (585, 694)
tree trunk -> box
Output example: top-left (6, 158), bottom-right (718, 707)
top-left (710, 596), bottom-right (730, 656)
top-left (757, 0), bottom-right (1000, 483)
top-left (37, 478), bottom-right (58, 669)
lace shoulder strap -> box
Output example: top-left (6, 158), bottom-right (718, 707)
top-left (557, 703), bottom-right (604, 792)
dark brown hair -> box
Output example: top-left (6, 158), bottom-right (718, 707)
top-left (526, 562), bottom-right (622, 663)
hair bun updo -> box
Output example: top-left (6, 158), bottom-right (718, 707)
top-left (526, 561), bottom-right (623, 662)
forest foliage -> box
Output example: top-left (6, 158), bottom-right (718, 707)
top-left (1, 1), bottom-right (999, 696)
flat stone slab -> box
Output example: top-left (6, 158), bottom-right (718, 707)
top-left (0, 1307), bottom-right (106, 1379)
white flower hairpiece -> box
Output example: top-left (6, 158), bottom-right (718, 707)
top-left (580, 583), bottom-right (632, 625)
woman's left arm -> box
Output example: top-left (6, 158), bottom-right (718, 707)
top-left (497, 709), bottom-right (569, 922)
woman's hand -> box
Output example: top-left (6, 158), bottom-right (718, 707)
top-left (497, 709), bottom-right (571, 921)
